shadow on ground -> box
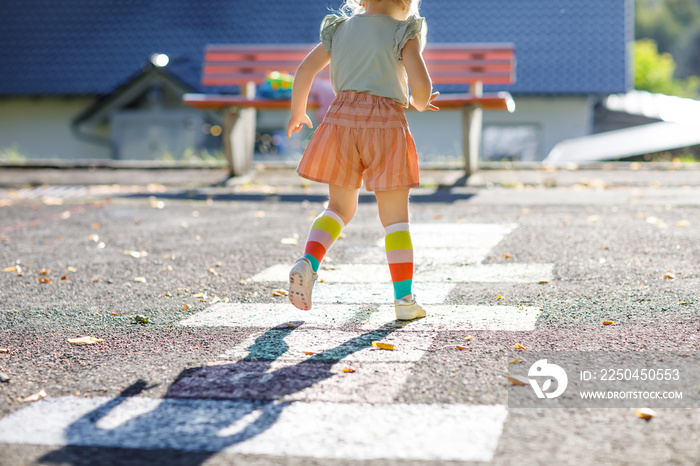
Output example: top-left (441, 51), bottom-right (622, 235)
top-left (39, 320), bottom-right (415, 465)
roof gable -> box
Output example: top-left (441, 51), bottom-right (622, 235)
top-left (0, 0), bottom-right (632, 96)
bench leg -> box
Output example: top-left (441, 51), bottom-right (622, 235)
top-left (462, 104), bottom-right (483, 177)
top-left (222, 106), bottom-right (256, 177)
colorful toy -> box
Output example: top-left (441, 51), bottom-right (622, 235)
top-left (257, 71), bottom-right (294, 99)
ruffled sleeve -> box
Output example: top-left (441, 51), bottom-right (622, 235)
top-left (394, 15), bottom-right (427, 61)
top-left (320, 14), bottom-right (348, 54)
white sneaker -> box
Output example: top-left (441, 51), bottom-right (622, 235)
top-left (288, 258), bottom-right (317, 311)
top-left (394, 295), bottom-right (427, 321)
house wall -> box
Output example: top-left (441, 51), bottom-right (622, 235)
top-left (406, 96), bottom-right (595, 162)
top-left (0, 97), bottom-right (111, 160)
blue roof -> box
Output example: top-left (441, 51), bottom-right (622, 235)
top-left (0, 0), bottom-right (632, 97)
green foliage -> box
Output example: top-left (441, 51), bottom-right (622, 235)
top-left (635, 0), bottom-right (700, 52)
top-left (634, 39), bottom-right (700, 97)
top-left (0, 146), bottom-right (28, 164)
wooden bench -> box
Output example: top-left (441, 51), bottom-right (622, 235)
top-left (183, 43), bottom-right (516, 177)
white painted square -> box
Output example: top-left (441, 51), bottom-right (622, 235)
top-left (418, 263), bottom-right (554, 283)
top-left (344, 246), bottom-right (494, 265)
top-left (252, 262), bottom-right (553, 284)
top-left (362, 305), bottom-right (542, 331)
top-left (178, 303), bottom-right (356, 328)
top-left (314, 282), bottom-right (454, 304)
top-left (375, 223), bottom-right (517, 250)
top-left (220, 327), bottom-right (435, 363)
top-left (0, 397), bottom-right (508, 462)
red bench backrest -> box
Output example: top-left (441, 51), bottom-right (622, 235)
top-left (201, 43), bottom-right (515, 89)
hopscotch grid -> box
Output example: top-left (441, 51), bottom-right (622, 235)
top-left (0, 223), bottom-right (543, 462)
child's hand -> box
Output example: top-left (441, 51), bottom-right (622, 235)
top-left (410, 92), bottom-right (440, 112)
top-left (426, 92), bottom-right (440, 111)
top-left (287, 114), bottom-right (313, 138)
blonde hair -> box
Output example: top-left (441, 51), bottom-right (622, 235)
top-left (339, 0), bottom-right (421, 17)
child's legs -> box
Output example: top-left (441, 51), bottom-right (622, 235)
top-left (301, 184), bottom-right (358, 272)
top-left (376, 189), bottom-right (414, 300)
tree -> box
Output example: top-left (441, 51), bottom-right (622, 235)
top-left (634, 39), bottom-right (700, 97)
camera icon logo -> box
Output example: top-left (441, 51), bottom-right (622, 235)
top-left (528, 359), bottom-right (568, 399)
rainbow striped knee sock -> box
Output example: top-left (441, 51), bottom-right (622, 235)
top-left (384, 222), bottom-right (414, 300)
top-left (302, 209), bottom-right (345, 272)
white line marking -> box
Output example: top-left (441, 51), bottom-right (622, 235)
top-left (0, 397), bottom-right (507, 461)
top-left (364, 305), bottom-right (542, 331)
top-left (252, 263), bottom-right (553, 284)
top-left (178, 303), bottom-right (356, 328)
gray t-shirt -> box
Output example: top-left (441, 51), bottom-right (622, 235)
top-left (320, 13), bottom-right (426, 107)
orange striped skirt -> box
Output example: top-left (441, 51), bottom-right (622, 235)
top-left (297, 91), bottom-right (419, 192)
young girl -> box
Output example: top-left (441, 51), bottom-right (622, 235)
top-left (286, 0), bottom-right (438, 320)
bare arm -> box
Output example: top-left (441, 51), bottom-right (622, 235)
top-left (402, 37), bottom-right (439, 112)
top-left (287, 44), bottom-right (331, 137)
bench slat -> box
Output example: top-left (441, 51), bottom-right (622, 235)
top-left (182, 92), bottom-right (514, 112)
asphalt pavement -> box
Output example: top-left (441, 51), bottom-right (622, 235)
top-left (0, 165), bottom-right (699, 465)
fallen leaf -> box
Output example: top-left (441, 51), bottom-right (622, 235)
top-left (507, 375), bottom-right (530, 386)
top-left (111, 313), bottom-right (118, 316)
top-left (21, 390), bottom-right (47, 403)
top-left (456, 345), bottom-right (469, 350)
top-left (342, 368), bottom-right (356, 373)
top-left (636, 408), bottom-right (655, 420)
top-left (464, 335), bottom-right (473, 341)
top-left (514, 343), bottom-right (526, 350)
top-left (68, 336), bottom-right (103, 345)
top-left (124, 250), bottom-right (148, 258)
top-left (303, 351), bottom-right (317, 355)
top-left (133, 277), bottom-right (147, 283)
top-left (371, 341), bottom-right (395, 350)
top-left (509, 357), bottom-right (522, 364)
top-left (271, 289), bottom-right (288, 297)
top-left (603, 321), bottom-right (614, 325)
top-left (664, 273), bottom-right (675, 279)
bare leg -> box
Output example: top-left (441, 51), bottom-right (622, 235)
top-left (327, 184), bottom-right (360, 226)
top-left (375, 189), bottom-right (410, 227)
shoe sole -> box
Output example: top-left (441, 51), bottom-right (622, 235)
top-left (288, 269), bottom-right (313, 311)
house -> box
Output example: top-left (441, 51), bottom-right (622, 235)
top-left (0, 0), bottom-right (632, 164)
